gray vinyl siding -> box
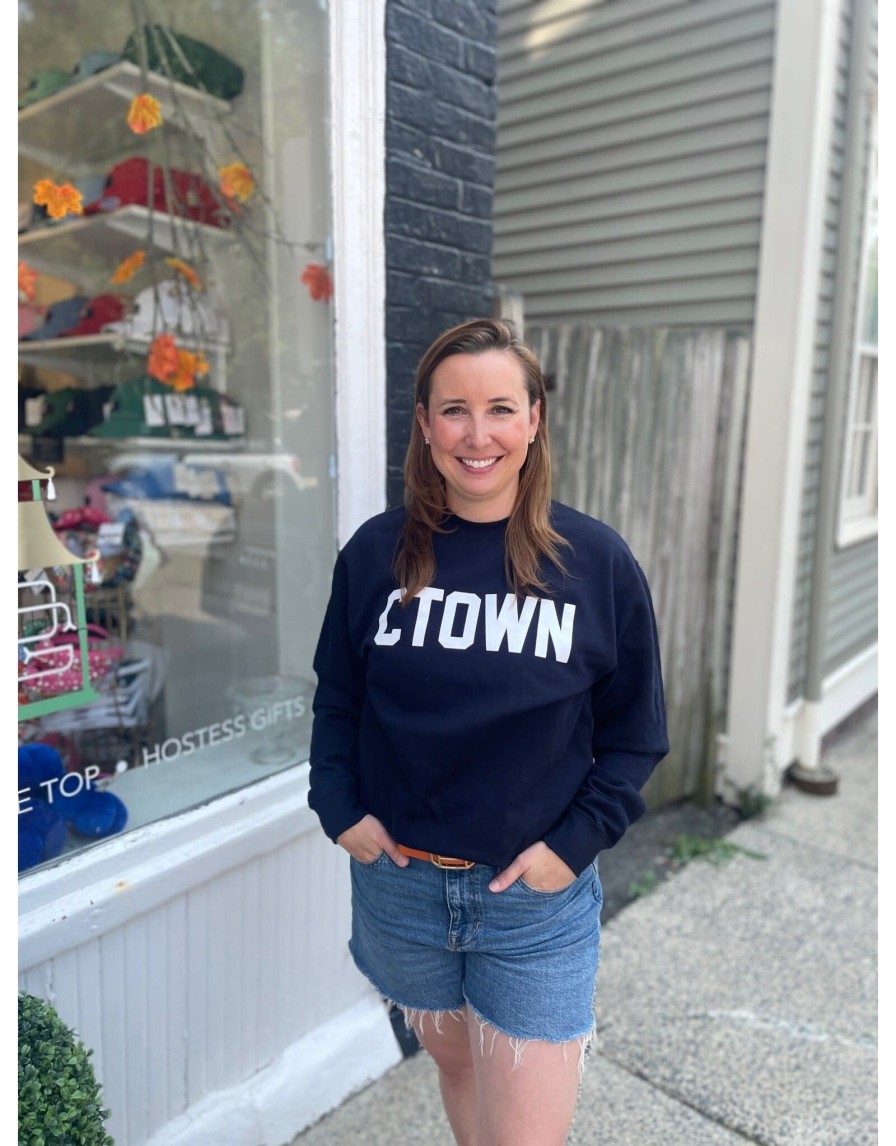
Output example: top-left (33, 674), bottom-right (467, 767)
top-left (493, 0), bottom-right (776, 326)
top-left (787, 0), bottom-right (853, 700)
top-left (823, 1), bottom-right (878, 675)
top-left (825, 539), bottom-right (878, 672)
top-left (787, 0), bottom-right (878, 699)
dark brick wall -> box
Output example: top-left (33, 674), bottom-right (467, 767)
top-left (384, 0), bottom-right (498, 507)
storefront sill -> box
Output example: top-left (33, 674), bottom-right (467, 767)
top-left (18, 763), bottom-right (316, 968)
top-left (142, 994), bottom-right (402, 1146)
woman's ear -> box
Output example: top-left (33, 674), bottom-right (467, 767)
top-left (529, 398), bottom-right (541, 436)
top-left (415, 402), bottom-right (431, 438)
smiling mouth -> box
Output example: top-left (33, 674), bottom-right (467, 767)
top-left (458, 457), bottom-right (500, 471)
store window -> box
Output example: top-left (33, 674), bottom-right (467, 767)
top-left (838, 101), bottom-right (878, 546)
top-left (18, 1), bottom-right (335, 873)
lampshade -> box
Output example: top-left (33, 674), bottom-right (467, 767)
top-left (18, 501), bottom-right (90, 572)
top-left (18, 455), bottom-right (55, 484)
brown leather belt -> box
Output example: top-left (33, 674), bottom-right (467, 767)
top-left (397, 845), bottom-right (476, 870)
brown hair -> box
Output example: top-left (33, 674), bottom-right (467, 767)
top-left (394, 317), bottom-right (569, 603)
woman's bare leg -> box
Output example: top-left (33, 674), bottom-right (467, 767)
top-left (467, 1012), bottom-right (591, 1146)
top-left (402, 1006), bottom-right (477, 1146)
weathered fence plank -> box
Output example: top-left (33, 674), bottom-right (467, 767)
top-left (529, 323), bottom-right (750, 808)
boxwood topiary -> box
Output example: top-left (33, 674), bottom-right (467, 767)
top-left (18, 992), bottom-right (115, 1146)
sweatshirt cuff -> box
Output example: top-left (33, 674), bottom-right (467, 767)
top-left (308, 789), bottom-right (368, 845)
top-left (542, 807), bottom-right (613, 877)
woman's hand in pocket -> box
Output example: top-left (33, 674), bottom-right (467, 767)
top-left (337, 815), bottom-right (409, 866)
top-left (487, 841), bottom-right (576, 893)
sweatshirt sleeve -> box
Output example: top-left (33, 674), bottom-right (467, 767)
top-left (307, 550), bottom-right (369, 843)
top-left (542, 560), bottom-right (670, 875)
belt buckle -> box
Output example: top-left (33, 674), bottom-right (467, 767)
top-left (430, 853), bottom-right (475, 870)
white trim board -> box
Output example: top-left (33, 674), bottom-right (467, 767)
top-left (330, 0), bottom-right (388, 548)
top-left (18, 765), bottom-right (316, 967)
top-left (724, 0), bottom-right (842, 795)
top-left (782, 643), bottom-right (878, 773)
top-left (143, 995), bottom-right (403, 1146)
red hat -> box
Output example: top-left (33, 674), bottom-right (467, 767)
top-left (58, 294), bottom-right (127, 338)
top-left (83, 157), bottom-right (233, 228)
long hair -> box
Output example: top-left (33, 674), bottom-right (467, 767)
top-left (394, 317), bottom-right (569, 603)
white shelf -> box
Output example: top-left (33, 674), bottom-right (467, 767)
top-left (19, 206), bottom-right (236, 289)
top-left (19, 60), bottom-right (231, 172)
top-left (19, 433), bottom-right (247, 454)
top-left (18, 332), bottom-right (232, 374)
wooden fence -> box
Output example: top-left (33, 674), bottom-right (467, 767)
top-left (527, 323), bottom-right (752, 807)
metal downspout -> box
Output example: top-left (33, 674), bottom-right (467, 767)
top-left (795, 0), bottom-right (875, 779)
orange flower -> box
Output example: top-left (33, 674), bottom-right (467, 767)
top-left (165, 257), bottom-right (203, 290)
top-left (147, 334), bottom-right (179, 382)
top-left (170, 349), bottom-right (211, 392)
top-left (33, 179), bottom-right (83, 220)
top-left (301, 263), bottom-right (333, 302)
top-left (170, 354), bottom-right (196, 391)
top-left (127, 93), bottom-right (162, 135)
top-left (218, 161), bottom-right (255, 204)
top-left (18, 260), bottom-right (38, 303)
top-left (110, 249), bottom-right (145, 285)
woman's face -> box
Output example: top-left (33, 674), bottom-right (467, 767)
top-left (416, 350), bottom-right (540, 522)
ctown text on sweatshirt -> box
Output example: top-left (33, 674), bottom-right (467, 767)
top-left (307, 503), bottom-right (669, 877)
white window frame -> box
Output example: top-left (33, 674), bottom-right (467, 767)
top-left (837, 98), bottom-right (878, 546)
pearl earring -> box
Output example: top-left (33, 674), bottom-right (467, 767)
top-left (424, 438), bottom-right (430, 445)
top-left (528, 437), bottom-right (535, 444)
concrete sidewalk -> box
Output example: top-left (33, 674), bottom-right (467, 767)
top-left (294, 705), bottom-right (878, 1145)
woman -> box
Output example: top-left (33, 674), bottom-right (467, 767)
top-left (308, 317), bottom-right (669, 1145)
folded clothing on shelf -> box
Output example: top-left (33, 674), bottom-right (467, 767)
top-left (21, 386), bottom-right (115, 438)
top-left (19, 295), bottom-right (90, 341)
top-left (50, 506), bottom-right (143, 590)
top-left (102, 280), bottom-right (231, 345)
top-left (19, 384), bottom-right (47, 431)
top-left (121, 25), bottom-right (244, 100)
top-left (19, 50), bottom-right (122, 111)
top-left (83, 157), bottom-right (233, 228)
top-left (69, 49), bottom-right (123, 84)
top-left (103, 457), bottom-right (233, 505)
top-left (89, 375), bottom-right (246, 441)
top-left (19, 66), bottom-right (72, 109)
top-left (57, 293), bottom-right (127, 338)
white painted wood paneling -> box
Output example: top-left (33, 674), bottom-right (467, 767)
top-left (18, 786), bottom-right (391, 1146)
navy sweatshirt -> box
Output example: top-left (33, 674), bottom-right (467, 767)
top-left (307, 503), bottom-right (669, 876)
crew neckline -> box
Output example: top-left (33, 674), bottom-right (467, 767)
top-left (443, 512), bottom-right (510, 530)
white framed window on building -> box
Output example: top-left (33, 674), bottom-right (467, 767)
top-left (838, 100), bottom-right (878, 546)
top-left (18, 0), bottom-right (341, 874)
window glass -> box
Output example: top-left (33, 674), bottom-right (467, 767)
top-left (839, 110), bottom-right (878, 538)
top-left (18, 0), bottom-right (335, 873)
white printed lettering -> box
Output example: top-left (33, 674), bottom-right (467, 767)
top-left (534, 601), bottom-right (576, 664)
top-left (374, 588), bottom-right (404, 646)
top-left (373, 587), bottom-right (576, 663)
top-left (439, 592), bottom-right (481, 649)
top-left (484, 594), bottom-right (538, 653)
top-left (59, 772), bottom-right (84, 798)
top-left (412, 587), bottom-right (445, 646)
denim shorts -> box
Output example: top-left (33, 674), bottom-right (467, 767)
top-left (349, 851), bottom-right (603, 1044)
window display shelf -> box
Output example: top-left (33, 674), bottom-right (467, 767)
top-left (18, 332), bottom-right (232, 374)
top-left (19, 207), bottom-right (235, 289)
top-left (19, 60), bottom-right (231, 171)
top-left (19, 433), bottom-right (246, 454)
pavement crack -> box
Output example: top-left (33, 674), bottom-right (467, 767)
top-left (594, 1047), bottom-right (769, 1143)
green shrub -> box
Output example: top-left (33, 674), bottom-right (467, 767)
top-left (18, 992), bottom-right (115, 1146)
